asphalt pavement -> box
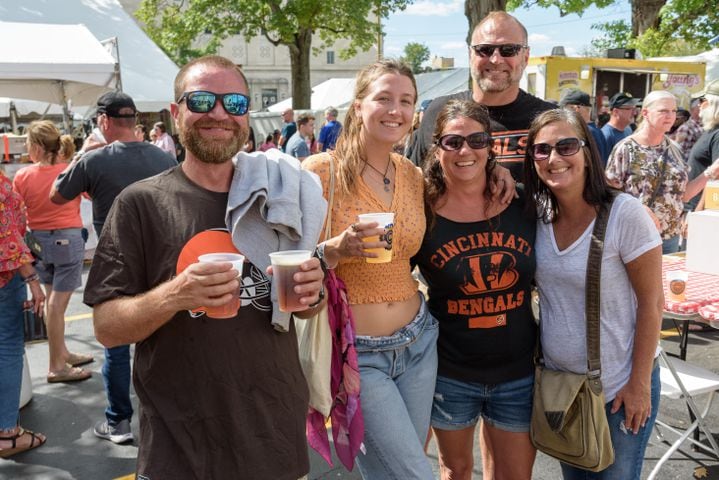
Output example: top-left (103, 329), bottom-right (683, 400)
top-left (1, 264), bottom-right (719, 479)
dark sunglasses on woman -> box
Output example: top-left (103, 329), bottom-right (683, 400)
top-left (436, 132), bottom-right (492, 151)
top-left (177, 91), bottom-right (250, 116)
top-left (471, 44), bottom-right (527, 58)
top-left (531, 137), bottom-right (585, 161)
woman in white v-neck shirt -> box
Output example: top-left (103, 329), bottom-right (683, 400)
top-left (523, 109), bottom-right (663, 480)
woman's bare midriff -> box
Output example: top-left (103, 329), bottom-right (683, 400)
top-left (351, 292), bottom-right (422, 337)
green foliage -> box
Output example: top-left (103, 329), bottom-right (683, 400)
top-left (589, 20), bottom-right (631, 56)
top-left (137, 0), bottom-right (413, 66)
top-left (402, 42), bottom-right (431, 73)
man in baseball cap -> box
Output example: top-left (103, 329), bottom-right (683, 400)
top-left (96, 91), bottom-right (138, 118)
top-left (602, 91), bottom-right (641, 153)
top-left (559, 89), bottom-right (609, 165)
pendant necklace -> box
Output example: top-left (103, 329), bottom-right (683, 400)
top-left (364, 157), bottom-right (392, 192)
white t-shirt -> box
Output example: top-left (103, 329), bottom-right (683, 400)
top-left (536, 193), bottom-right (662, 401)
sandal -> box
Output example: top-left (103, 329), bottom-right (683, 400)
top-left (66, 352), bottom-right (94, 367)
top-left (0, 427), bottom-right (46, 458)
top-left (47, 365), bottom-right (91, 383)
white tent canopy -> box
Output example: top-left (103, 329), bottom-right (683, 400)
top-left (0, 0), bottom-right (179, 112)
top-left (267, 78), bottom-right (356, 112)
top-left (0, 22), bottom-right (118, 107)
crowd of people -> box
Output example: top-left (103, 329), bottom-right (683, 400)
top-left (2, 9), bottom-right (719, 480)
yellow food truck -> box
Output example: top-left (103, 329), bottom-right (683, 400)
top-left (520, 55), bottom-right (706, 112)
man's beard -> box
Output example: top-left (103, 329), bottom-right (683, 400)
top-left (180, 119), bottom-right (248, 164)
top-left (471, 66), bottom-right (520, 93)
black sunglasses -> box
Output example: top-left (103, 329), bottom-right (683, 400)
top-left (471, 43), bottom-right (527, 58)
top-left (531, 137), bottom-right (585, 161)
top-left (177, 91), bottom-right (250, 116)
top-left (436, 132), bottom-right (492, 151)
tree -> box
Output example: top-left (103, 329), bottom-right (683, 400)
top-left (465, 0), bottom-right (719, 58)
top-left (137, 0), bottom-right (412, 109)
top-left (402, 42), bottom-right (430, 73)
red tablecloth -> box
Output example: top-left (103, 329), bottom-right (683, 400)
top-left (663, 256), bottom-right (719, 320)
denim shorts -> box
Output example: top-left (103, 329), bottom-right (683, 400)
top-left (431, 373), bottom-right (534, 433)
top-left (33, 228), bottom-right (84, 292)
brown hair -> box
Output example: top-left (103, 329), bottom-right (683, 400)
top-left (522, 109), bottom-right (612, 223)
top-left (333, 58), bottom-right (416, 196)
top-left (423, 99), bottom-right (496, 229)
top-left (27, 120), bottom-right (74, 165)
top-left (174, 55), bottom-right (249, 102)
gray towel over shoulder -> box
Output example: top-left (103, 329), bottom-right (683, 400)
top-left (226, 150), bottom-right (327, 332)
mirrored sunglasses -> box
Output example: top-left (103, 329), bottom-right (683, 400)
top-left (531, 137), bottom-right (585, 161)
top-left (177, 91), bottom-right (250, 116)
top-left (437, 132), bottom-right (492, 151)
top-left (471, 43), bottom-right (526, 58)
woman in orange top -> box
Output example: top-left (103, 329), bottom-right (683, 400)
top-left (13, 121), bottom-right (92, 383)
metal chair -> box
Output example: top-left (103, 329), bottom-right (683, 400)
top-left (648, 350), bottom-right (719, 479)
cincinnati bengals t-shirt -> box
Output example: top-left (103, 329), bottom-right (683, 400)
top-left (414, 194), bottom-right (537, 384)
top-left (84, 166), bottom-right (309, 480)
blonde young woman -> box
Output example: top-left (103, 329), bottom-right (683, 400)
top-left (303, 59), bottom-right (438, 479)
top-left (13, 121), bottom-right (92, 383)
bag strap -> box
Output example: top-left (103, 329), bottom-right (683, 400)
top-left (585, 190), bottom-right (618, 390)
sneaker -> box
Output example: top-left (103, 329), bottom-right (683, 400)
top-left (93, 419), bottom-right (133, 444)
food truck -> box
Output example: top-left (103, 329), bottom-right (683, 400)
top-left (520, 55), bottom-right (706, 111)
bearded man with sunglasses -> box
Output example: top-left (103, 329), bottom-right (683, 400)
top-left (407, 11), bottom-right (554, 178)
top-left (82, 55), bottom-right (323, 480)
top-left (51, 92), bottom-right (177, 445)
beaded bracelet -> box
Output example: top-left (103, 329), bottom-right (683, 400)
top-left (22, 273), bottom-right (40, 284)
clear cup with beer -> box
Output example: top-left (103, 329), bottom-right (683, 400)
top-left (358, 212), bottom-right (394, 264)
top-left (269, 250), bottom-right (313, 312)
top-left (667, 270), bottom-right (689, 302)
top-left (197, 253), bottom-right (245, 318)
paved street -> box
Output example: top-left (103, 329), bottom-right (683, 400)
top-left (1, 265), bottom-right (719, 479)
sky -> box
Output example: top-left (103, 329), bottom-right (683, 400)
top-left (383, 0), bottom-right (632, 67)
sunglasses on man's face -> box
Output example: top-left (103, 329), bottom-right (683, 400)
top-left (471, 43), bottom-right (527, 58)
top-left (436, 132), bottom-right (492, 151)
top-left (531, 137), bottom-right (585, 161)
top-left (177, 91), bottom-right (250, 116)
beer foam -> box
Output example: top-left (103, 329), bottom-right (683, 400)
top-left (269, 250), bottom-right (312, 266)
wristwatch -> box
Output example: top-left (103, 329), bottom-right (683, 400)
top-left (313, 243), bottom-right (330, 274)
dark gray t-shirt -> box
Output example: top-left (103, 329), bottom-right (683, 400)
top-left (54, 141), bottom-right (177, 235)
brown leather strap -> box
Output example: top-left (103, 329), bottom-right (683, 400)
top-left (585, 190), bottom-right (619, 383)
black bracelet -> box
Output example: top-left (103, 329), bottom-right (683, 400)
top-left (308, 285), bottom-right (325, 309)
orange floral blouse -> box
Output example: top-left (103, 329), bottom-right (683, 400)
top-left (0, 172), bottom-right (32, 288)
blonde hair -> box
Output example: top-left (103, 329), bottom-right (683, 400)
top-left (27, 120), bottom-right (74, 165)
top-left (333, 59), bottom-right (416, 196)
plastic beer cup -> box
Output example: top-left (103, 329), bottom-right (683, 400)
top-left (705, 180), bottom-right (719, 211)
top-left (269, 250), bottom-right (313, 312)
top-left (358, 212), bottom-right (394, 264)
top-left (197, 253), bottom-right (244, 318)
top-left (667, 270), bottom-right (688, 302)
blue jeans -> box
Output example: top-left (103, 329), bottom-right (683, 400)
top-left (354, 295), bottom-right (439, 480)
top-left (662, 236), bottom-right (680, 254)
top-left (103, 345), bottom-right (133, 425)
top-left (561, 362), bottom-right (661, 480)
top-left (0, 274), bottom-right (26, 429)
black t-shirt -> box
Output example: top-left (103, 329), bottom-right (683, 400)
top-left (55, 141), bottom-right (177, 235)
top-left (84, 166), bottom-right (309, 480)
top-left (686, 127), bottom-right (719, 210)
top-left (407, 89), bottom-right (556, 179)
top-left (414, 193), bottom-right (537, 384)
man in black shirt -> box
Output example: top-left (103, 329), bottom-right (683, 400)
top-left (407, 11), bottom-right (554, 178)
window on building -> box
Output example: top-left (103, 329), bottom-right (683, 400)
top-left (326, 51), bottom-right (335, 65)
